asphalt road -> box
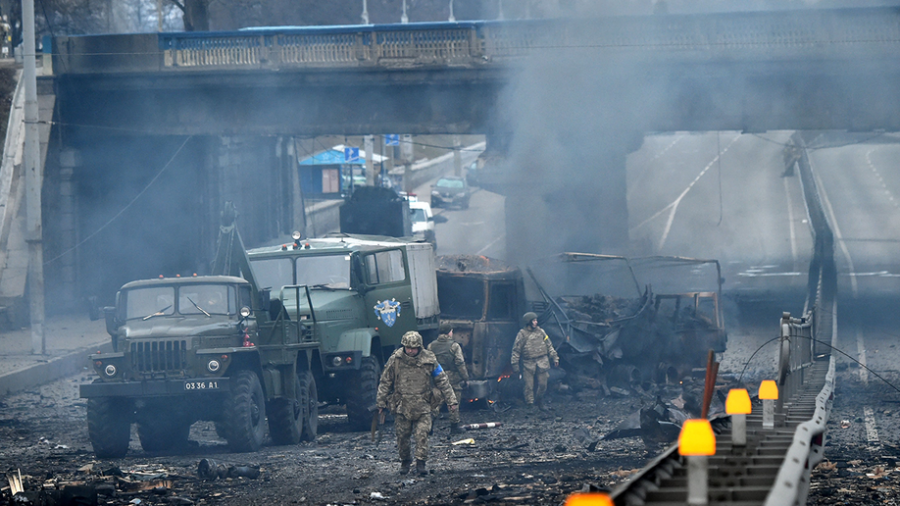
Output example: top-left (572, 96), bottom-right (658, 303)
top-left (627, 131), bottom-right (813, 301)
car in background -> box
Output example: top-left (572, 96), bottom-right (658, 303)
top-left (431, 176), bottom-right (470, 209)
top-left (409, 201), bottom-right (437, 249)
top-left (465, 160), bottom-right (480, 186)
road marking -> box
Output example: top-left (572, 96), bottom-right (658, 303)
top-left (627, 135), bottom-right (684, 200)
top-left (863, 406), bottom-right (879, 445)
top-left (656, 133), bottom-right (741, 251)
top-left (477, 233), bottom-right (505, 255)
top-left (783, 177), bottom-right (798, 272)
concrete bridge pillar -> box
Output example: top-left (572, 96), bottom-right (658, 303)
top-left (56, 149), bottom-right (80, 313)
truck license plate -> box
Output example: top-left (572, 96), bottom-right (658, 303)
top-left (184, 380), bottom-right (220, 391)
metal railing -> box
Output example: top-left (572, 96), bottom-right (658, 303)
top-left (49, 6), bottom-right (900, 75)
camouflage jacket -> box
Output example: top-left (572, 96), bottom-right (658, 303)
top-left (376, 347), bottom-right (458, 417)
top-left (427, 334), bottom-right (470, 387)
top-left (511, 325), bottom-right (559, 369)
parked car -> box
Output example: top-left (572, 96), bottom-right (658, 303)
top-left (409, 201), bottom-right (437, 249)
top-left (431, 176), bottom-right (470, 209)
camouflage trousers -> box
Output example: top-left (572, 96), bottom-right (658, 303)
top-left (522, 360), bottom-right (549, 405)
top-left (395, 412), bottom-right (433, 462)
top-left (431, 387), bottom-right (462, 424)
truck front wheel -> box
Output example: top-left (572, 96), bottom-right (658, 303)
top-left (87, 397), bottom-right (132, 458)
top-left (345, 356), bottom-right (381, 431)
top-left (221, 370), bottom-right (267, 452)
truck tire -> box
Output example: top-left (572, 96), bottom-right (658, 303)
top-left (221, 370), bottom-right (267, 452)
top-left (299, 370), bottom-right (318, 441)
top-left (345, 356), bottom-right (381, 431)
top-left (138, 416), bottom-right (191, 453)
top-left (87, 397), bottom-right (132, 458)
top-left (268, 374), bottom-right (303, 445)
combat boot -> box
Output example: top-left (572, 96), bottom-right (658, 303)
top-left (416, 459), bottom-right (427, 476)
top-left (450, 423), bottom-right (465, 435)
top-left (399, 460), bottom-right (411, 475)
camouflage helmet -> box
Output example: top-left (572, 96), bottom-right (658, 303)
top-left (523, 312), bottom-right (538, 327)
top-left (401, 331), bottom-right (424, 348)
top-left (439, 321), bottom-right (452, 334)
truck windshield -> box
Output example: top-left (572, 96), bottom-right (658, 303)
top-left (297, 254), bottom-right (351, 289)
top-left (411, 208), bottom-right (427, 223)
top-left (123, 284), bottom-right (235, 319)
top-left (251, 254), bottom-right (351, 291)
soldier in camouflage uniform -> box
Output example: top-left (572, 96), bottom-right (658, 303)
top-left (428, 322), bottom-right (470, 435)
top-left (510, 312), bottom-right (559, 410)
top-left (377, 331), bottom-right (458, 476)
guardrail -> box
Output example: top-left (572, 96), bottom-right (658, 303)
top-left (610, 132), bottom-right (837, 505)
top-left (48, 7), bottom-right (900, 75)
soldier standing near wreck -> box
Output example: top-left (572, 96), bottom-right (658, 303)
top-left (377, 331), bottom-right (458, 476)
top-left (428, 322), bottom-right (470, 435)
top-left (510, 312), bottom-right (559, 410)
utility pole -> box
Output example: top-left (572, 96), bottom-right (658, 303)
top-left (23, 0), bottom-right (44, 354)
top-left (157, 0), bottom-right (163, 31)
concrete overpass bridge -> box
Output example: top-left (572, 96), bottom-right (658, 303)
top-left (4, 5), bottom-right (900, 316)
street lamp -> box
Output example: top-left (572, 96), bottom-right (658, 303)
top-left (401, 0), bottom-right (409, 23)
top-left (498, 0), bottom-right (504, 20)
top-left (449, 0), bottom-right (455, 22)
top-left (361, 0), bottom-right (369, 24)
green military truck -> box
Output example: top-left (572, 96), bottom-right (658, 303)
top-left (80, 274), bottom-right (320, 457)
top-left (246, 233), bottom-right (440, 430)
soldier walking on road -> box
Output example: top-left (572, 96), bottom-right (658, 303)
top-left (510, 312), bottom-right (559, 411)
top-left (377, 331), bottom-right (459, 476)
top-left (428, 322), bottom-right (470, 435)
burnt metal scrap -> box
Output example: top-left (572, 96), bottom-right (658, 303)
top-left (529, 253), bottom-right (727, 396)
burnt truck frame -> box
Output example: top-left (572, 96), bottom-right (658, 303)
top-left (434, 256), bottom-right (526, 403)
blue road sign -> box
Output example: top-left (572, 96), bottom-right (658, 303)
top-left (344, 147), bottom-right (360, 163)
top-left (385, 134), bottom-right (400, 146)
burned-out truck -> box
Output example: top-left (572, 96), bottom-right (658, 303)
top-left (435, 253), bottom-right (727, 403)
top-left (434, 255), bottom-right (526, 403)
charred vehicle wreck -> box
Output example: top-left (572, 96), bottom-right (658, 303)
top-left (435, 253), bottom-right (727, 406)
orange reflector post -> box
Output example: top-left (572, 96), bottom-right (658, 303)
top-left (564, 493), bottom-right (613, 506)
top-left (726, 389), bottom-right (752, 415)
top-left (759, 380), bottom-right (779, 400)
top-left (678, 419), bottom-right (716, 456)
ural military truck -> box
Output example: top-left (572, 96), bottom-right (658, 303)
top-left (247, 233), bottom-right (440, 430)
top-left (80, 206), bottom-right (320, 457)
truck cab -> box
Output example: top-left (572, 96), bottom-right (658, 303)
top-left (247, 234), bottom-right (439, 429)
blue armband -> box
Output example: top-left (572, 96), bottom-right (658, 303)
top-left (432, 364), bottom-right (444, 377)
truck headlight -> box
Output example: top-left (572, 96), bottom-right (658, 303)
top-left (207, 360), bottom-right (220, 372)
top-left (332, 356), bottom-right (342, 367)
top-left (104, 364), bottom-right (117, 377)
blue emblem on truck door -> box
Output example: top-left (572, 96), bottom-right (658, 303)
top-left (374, 299), bottom-right (402, 327)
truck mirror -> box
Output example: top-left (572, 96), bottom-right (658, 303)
top-left (258, 289), bottom-right (271, 312)
top-left (103, 307), bottom-right (118, 337)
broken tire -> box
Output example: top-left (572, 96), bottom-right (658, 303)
top-left (345, 355), bottom-right (381, 431)
top-left (300, 369), bottom-right (318, 441)
top-left (221, 370), bottom-right (267, 452)
top-left (137, 414), bottom-right (191, 453)
top-left (87, 397), bottom-right (132, 458)
top-left (269, 374), bottom-right (303, 445)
